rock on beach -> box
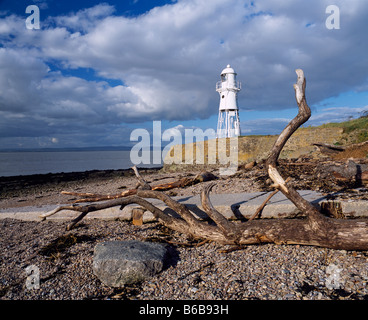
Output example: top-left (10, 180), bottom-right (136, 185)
top-left (92, 240), bottom-right (168, 287)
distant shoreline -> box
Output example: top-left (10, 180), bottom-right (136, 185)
top-left (0, 146), bottom-right (165, 153)
top-left (0, 166), bottom-right (163, 188)
top-left (0, 146), bottom-right (130, 153)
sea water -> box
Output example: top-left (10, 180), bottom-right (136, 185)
top-left (0, 150), bottom-right (162, 177)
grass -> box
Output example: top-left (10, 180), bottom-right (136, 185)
top-left (320, 116), bottom-right (368, 134)
top-left (314, 116), bottom-right (368, 144)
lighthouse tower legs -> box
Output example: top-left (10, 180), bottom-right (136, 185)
top-left (217, 109), bottom-right (241, 138)
top-left (215, 64), bottom-right (242, 139)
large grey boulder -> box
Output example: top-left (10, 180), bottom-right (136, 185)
top-left (93, 240), bottom-right (168, 287)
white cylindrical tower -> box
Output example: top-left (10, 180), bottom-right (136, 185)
top-left (216, 64), bottom-right (241, 138)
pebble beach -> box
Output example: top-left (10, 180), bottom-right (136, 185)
top-left (1, 165), bottom-right (368, 300)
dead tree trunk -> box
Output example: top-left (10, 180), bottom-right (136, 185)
top-left (41, 69), bottom-right (368, 250)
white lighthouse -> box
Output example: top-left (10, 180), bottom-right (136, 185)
top-left (216, 64), bottom-right (241, 138)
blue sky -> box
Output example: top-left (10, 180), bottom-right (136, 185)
top-left (0, 0), bottom-right (173, 18)
top-left (0, 0), bottom-right (367, 149)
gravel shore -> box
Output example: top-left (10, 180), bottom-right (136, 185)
top-left (2, 218), bottom-right (368, 300)
top-left (1, 165), bottom-right (368, 300)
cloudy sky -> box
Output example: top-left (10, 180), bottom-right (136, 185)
top-left (0, 0), bottom-right (367, 149)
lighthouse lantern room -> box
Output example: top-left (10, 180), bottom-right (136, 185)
top-left (216, 64), bottom-right (241, 138)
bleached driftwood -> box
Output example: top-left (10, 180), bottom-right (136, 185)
top-left (42, 70), bottom-right (368, 250)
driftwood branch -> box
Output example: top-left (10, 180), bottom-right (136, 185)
top-left (60, 189), bottom-right (137, 203)
top-left (131, 165), bottom-right (152, 190)
top-left (42, 69), bottom-right (368, 250)
top-left (248, 189), bottom-right (279, 222)
top-left (54, 170), bottom-right (217, 204)
top-left (201, 183), bottom-right (241, 242)
top-left (313, 143), bottom-right (345, 153)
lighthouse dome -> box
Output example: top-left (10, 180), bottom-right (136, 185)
top-left (221, 64), bottom-right (236, 75)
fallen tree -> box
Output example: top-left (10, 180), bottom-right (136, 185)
top-left (41, 69), bottom-right (368, 250)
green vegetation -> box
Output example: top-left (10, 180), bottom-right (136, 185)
top-left (318, 115), bottom-right (368, 144)
top-left (321, 115), bottom-right (368, 133)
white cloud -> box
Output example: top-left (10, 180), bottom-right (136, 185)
top-left (309, 105), bottom-right (368, 126)
top-left (0, 0), bottom-right (368, 147)
top-left (162, 124), bottom-right (185, 141)
top-left (242, 106), bottom-right (368, 136)
top-left (52, 4), bottom-right (116, 33)
top-left (33, 0), bottom-right (48, 10)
